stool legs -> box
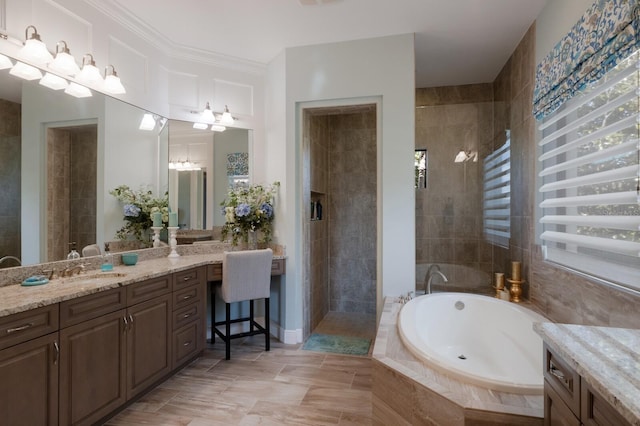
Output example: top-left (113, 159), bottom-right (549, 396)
top-left (210, 287), bottom-right (215, 343)
top-left (265, 297), bottom-right (270, 352)
top-left (225, 302), bottom-right (231, 360)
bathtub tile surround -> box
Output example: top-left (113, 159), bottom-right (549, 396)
top-left (534, 323), bottom-right (640, 425)
top-left (372, 297), bottom-right (543, 425)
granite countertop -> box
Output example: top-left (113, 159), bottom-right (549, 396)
top-left (0, 247), bottom-right (286, 319)
top-left (534, 323), bottom-right (640, 425)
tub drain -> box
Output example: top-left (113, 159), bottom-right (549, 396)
top-left (458, 354), bottom-right (467, 360)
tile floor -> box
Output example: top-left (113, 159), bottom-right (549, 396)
top-left (105, 312), bottom-right (376, 425)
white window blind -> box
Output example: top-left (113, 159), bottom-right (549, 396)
top-left (538, 51), bottom-right (640, 290)
top-left (483, 132), bottom-right (511, 248)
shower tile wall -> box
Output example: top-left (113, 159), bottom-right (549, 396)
top-left (415, 85), bottom-right (494, 278)
top-left (328, 110), bottom-right (377, 314)
top-left (47, 126), bottom-right (97, 261)
top-left (0, 99), bottom-right (21, 262)
top-left (309, 114), bottom-right (330, 331)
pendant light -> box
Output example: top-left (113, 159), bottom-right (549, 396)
top-left (39, 72), bottom-right (68, 90)
top-left (49, 41), bottom-right (80, 76)
top-left (220, 105), bottom-right (234, 126)
top-left (9, 61), bottom-right (43, 80)
top-left (201, 102), bottom-right (215, 123)
top-left (77, 54), bottom-right (103, 86)
top-left (0, 54), bottom-right (13, 70)
top-left (103, 65), bottom-right (126, 94)
top-left (18, 26), bottom-right (53, 65)
top-left (64, 82), bottom-right (92, 98)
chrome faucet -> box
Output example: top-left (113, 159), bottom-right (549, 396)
top-left (0, 256), bottom-right (21, 268)
top-left (62, 264), bottom-right (85, 277)
top-left (424, 264), bottom-right (448, 294)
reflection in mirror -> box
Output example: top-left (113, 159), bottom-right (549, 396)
top-left (168, 121), bottom-right (249, 233)
top-left (0, 59), bottom-right (168, 266)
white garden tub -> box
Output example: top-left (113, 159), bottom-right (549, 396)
top-left (398, 293), bottom-right (546, 394)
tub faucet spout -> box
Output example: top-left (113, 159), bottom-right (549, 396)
top-left (426, 269), bottom-right (448, 294)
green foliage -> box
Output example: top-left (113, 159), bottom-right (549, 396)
top-left (110, 185), bottom-right (169, 246)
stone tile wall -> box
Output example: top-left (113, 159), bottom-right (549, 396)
top-left (328, 110), bottom-right (377, 314)
top-left (0, 99), bottom-right (21, 264)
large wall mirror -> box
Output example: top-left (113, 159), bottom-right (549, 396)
top-left (168, 121), bottom-right (250, 232)
top-left (0, 61), bottom-right (168, 267)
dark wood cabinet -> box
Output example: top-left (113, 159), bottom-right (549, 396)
top-left (59, 309), bottom-right (127, 426)
top-left (544, 344), bottom-right (632, 426)
top-left (126, 293), bottom-right (172, 399)
top-left (0, 265), bottom-right (212, 425)
top-left (0, 332), bottom-right (59, 426)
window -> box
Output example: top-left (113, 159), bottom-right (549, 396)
top-left (483, 131), bottom-right (511, 248)
top-left (537, 51), bottom-right (640, 290)
top-left (415, 149), bottom-right (427, 189)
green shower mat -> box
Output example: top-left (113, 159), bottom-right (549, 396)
top-left (302, 333), bottom-right (371, 356)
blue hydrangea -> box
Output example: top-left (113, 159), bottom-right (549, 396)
top-left (235, 203), bottom-right (251, 217)
top-left (123, 204), bottom-right (141, 217)
top-left (260, 203), bottom-right (273, 218)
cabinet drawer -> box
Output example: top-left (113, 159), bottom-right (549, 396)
top-left (206, 263), bottom-right (222, 282)
top-left (271, 258), bottom-right (285, 276)
top-left (173, 283), bottom-right (204, 311)
top-left (544, 344), bottom-right (580, 418)
top-left (0, 305), bottom-right (59, 350)
top-left (173, 301), bottom-right (203, 330)
top-left (174, 266), bottom-right (205, 289)
top-left (60, 287), bottom-right (126, 328)
top-left (127, 275), bottom-right (172, 305)
top-left (581, 378), bottom-right (631, 426)
top-left (172, 320), bottom-right (203, 368)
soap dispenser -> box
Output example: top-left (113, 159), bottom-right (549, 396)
top-left (101, 243), bottom-right (113, 271)
top-left (67, 242), bottom-right (80, 260)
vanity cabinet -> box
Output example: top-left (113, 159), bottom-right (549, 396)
top-left (0, 265), bottom-right (207, 425)
top-left (0, 332), bottom-right (60, 425)
top-left (543, 343), bottom-right (631, 426)
top-left (172, 266), bottom-right (206, 369)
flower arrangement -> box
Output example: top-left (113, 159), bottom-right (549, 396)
top-left (110, 185), bottom-right (169, 245)
top-left (220, 181), bottom-right (280, 246)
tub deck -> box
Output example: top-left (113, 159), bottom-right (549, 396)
top-left (372, 296), bottom-right (544, 425)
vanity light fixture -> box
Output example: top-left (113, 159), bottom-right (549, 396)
top-left (139, 113), bottom-right (157, 131)
top-left (9, 61), bottom-right (43, 80)
top-left (193, 122), bottom-right (208, 130)
top-left (201, 102), bottom-right (215, 123)
top-left (169, 160), bottom-right (201, 171)
top-left (18, 26), bottom-right (53, 65)
top-left (39, 72), bottom-right (68, 90)
top-left (219, 105), bottom-right (234, 126)
top-left (64, 82), bottom-right (92, 98)
top-left (211, 124), bottom-right (226, 132)
top-left (77, 54), bottom-right (103, 86)
top-left (103, 65), bottom-right (126, 94)
top-left (48, 41), bottom-right (80, 76)
top-left (0, 54), bottom-right (13, 70)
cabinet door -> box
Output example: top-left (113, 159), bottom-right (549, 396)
top-left (0, 332), bottom-right (59, 426)
top-left (545, 381), bottom-right (580, 426)
top-left (59, 310), bottom-right (127, 426)
top-left (126, 293), bottom-right (172, 399)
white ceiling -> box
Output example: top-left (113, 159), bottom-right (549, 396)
top-left (107, 0), bottom-right (547, 88)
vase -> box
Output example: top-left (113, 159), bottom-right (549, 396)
top-left (247, 230), bottom-right (258, 250)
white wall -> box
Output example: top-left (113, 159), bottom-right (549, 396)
top-left (266, 34), bottom-right (416, 341)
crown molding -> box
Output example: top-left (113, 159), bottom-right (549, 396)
top-left (84, 0), bottom-right (266, 76)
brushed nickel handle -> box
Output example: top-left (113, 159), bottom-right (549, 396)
top-left (183, 276), bottom-right (190, 281)
top-left (549, 360), bottom-right (571, 388)
top-left (182, 295), bottom-right (193, 300)
top-left (123, 316), bottom-right (128, 332)
top-left (53, 341), bottom-right (59, 365)
top-left (183, 341), bottom-right (192, 347)
top-left (6, 323), bottom-right (33, 334)
top-left (183, 313), bottom-right (191, 318)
